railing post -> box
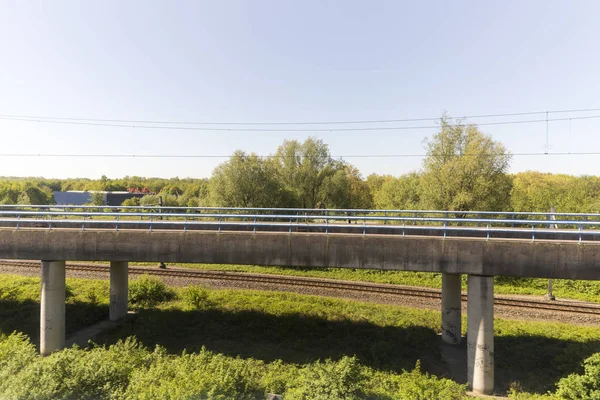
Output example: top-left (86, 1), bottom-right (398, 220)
top-left (289, 218), bottom-right (292, 234)
top-left (115, 215), bottom-right (119, 232)
top-left (16, 214), bottom-right (20, 230)
top-left (184, 217), bottom-right (187, 232)
top-left (253, 217), bottom-right (257, 234)
top-left (326, 218), bottom-right (329, 234)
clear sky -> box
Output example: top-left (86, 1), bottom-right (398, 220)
top-left (1, 0), bottom-right (600, 179)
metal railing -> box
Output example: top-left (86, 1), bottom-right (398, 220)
top-left (1, 206), bottom-right (600, 242)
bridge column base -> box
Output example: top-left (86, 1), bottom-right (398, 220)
top-left (442, 273), bottom-right (462, 344)
top-left (467, 274), bottom-right (494, 395)
top-left (109, 261), bottom-right (128, 321)
top-left (40, 260), bottom-right (66, 356)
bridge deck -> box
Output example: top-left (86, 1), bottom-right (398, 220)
top-left (1, 228), bottom-right (598, 280)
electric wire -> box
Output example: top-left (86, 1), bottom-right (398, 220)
top-left (0, 107), bottom-right (599, 125)
top-left (0, 115), bottom-right (599, 132)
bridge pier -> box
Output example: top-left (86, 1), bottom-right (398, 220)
top-left (40, 260), bottom-right (66, 356)
top-left (467, 274), bottom-right (494, 395)
top-left (441, 273), bottom-right (462, 344)
top-left (109, 261), bottom-right (128, 321)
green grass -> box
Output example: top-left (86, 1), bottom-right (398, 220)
top-left (132, 261), bottom-right (600, 303)
top-left (2, 273), bottom-right (600, 397)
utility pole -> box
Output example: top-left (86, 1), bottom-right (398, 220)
top-left (545, 206), bottom-right (557, 301)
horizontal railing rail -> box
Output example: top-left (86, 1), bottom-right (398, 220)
top-left (2, 204), bottom-right (600, 220)
top-left (1, 207), bottom-right (600, 242)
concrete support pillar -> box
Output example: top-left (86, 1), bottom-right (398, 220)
top-left (109, 261), bottom-right (128, 321)
top-left (40, 260), bottom-right (66, 356)
top-left (467, 274), bottom-right (494, 395)
top-left (441, 273), bottom-right (462, 345)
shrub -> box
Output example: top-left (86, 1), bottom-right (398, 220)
top-left (125, 348), bottom-right (266, 400)
top-left (393, 361), bottom-right (466, 400)
top-left (0, 337), bottom-right (160, 400)
top-left (284, 356), bottom-right (366, 400)
top-left (181, 285), bottom-right (211, 310)
top-left (129, 275), bottom-right (175, 308)
top-left (556, 353), bottom-right (600, 399)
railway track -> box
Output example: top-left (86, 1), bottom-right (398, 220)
top-left (1, 260), bottom-right (600, 315)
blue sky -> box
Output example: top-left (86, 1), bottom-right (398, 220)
top-left (1, 0), bottom-right (600, 179)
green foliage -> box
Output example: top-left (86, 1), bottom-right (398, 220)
top-left (420, 117), bottom-right (512, 211)
top-left (0, 332), bottom-right (466, 400)
top-left (0, 336), bottom-right (159, 399)
top-left (209, 150), bottom-right (291, 208)
top-left (556, 353), bottom-right (600, 399)
top-left (369, 361), bottom-right (467, 400)
top-left (181, 285), bottom-right (211, 310)
top-left (88, 191), bottom-right (105, 206)
top-left (129, 275), bottom-right (175, 308)
top-left (284, 356), bottom-right (366, 400)
top-left (372, 172), bottom-right (421, 209)
top-left (510, 171), bottom-right (600, 213)
top-left (125, 349), bottom-right (266, 400)
top-left (271, 137), bottom-right (343, 208)
top-left (121, 197), bottom-right (140, 206)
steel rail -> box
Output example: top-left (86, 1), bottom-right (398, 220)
top-left (2, 204), bottom-right (600, 220)
top-left (2, 209), bottom-right (599, 241)
top-left (1, 210), bottom-right (599, 227)
top-left (2, 260), bottom-right (599, 315)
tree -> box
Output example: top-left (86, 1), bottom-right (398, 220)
top-left (209, 151), bottom-right (290, 208)
top-left (419, 118), bottom-right (512, 211)
top-left (373, 173), bottom-right (421, 210)
top-left (88, 192), bottom-right (105, 206)
top-left (272, 137), bottom-right (342, 208)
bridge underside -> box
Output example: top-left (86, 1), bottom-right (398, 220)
top-left (0, 229), bottom-right (598, 280)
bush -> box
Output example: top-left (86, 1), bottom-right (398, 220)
top-left (392, 361), bottom-right (467, 400)
top-left (124, 348), bottom-right (266, 400)
top-left (284, 356), bottom-right (366, 400)
top-left (0, 332), bottom-right (469, 400)
top-left (181, 285), bottom-right (211, 310)
top-left (556, 353), bottom-right (600, 399)
top-left (1, 337), bottom-right (160, 399)
top-left (129, 275), bottom-right (175, 308)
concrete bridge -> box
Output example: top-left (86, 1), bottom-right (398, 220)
top-left (1, 205), bottom-right (600, 395)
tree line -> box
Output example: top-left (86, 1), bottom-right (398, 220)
top-left (2, 118), bottom-right (599, 213)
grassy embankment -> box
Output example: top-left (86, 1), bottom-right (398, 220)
top-left (1, 274), bottom-right (599, 398)
top-left (132, 262), bottom-right (600, 303)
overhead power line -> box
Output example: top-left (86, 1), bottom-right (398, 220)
top-left (0, 115), bottom-right (599, 132)
top-left (1, 152), bottom-right (600, 159)
top-left (0, 107), bottom-right (599, 125)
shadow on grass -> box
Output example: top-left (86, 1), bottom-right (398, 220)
top-left (97, 306), bottom-right (442, 373)
top-left (495, 334), bottom-right (600, 394)
top-left (0, 299), bottom-right (108, 347)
